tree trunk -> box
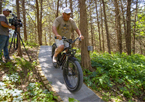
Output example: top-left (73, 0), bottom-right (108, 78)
top-left (36, 0), bottom-right (42, 45)
top-left (0, 0), bottom-right (2, 14)
top-left (69, 0), bottom-right (73, 18)
top-left (126, 0), bottom-right (131, 55)
top-left (49, 15), bottom-right (52, 46)
top-left (22, 0), bottom-right (27, 41)
top-left (102, 0), bottom-right (111, 53)
top-left (56, 0), bottom-right (59, 17)
top-left (114, 0), bottom-right (122, 53)
top-left (121, 0), bottom-right (127, 52)
top-left (39, 0), bottom-right (43, 45)
top-left (65, 0), bottom-right (67, 7)
top-left (139, 41), bottom-right (143, 54)
top-left (100, 3), bottom-right (105, 52)
top-left (132, 0), bottom-right (138, 54)
top-left (35, 11), bottom-right (37, 43)
top-left (36, 0), bottom-right (39, 44)
top-left (69, 0), bottom-right (75, 47)
top-left (79, 0), bottom-right (92, 71)
top-left (16, 0), bottom-right (22, 56)
top-left (89, 2), bottom-right (94, 47)
top-left (95, 0), bottom-right (101, 51)
top-left (45, 32), bottom-right (47, 45)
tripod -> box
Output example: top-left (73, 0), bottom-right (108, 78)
top-left (9, 27), bottom-right (31, 61)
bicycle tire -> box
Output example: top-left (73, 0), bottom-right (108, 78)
top-left (63, 58), bottom-right (83, 92)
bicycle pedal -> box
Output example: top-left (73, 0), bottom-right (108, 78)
top-left (60, 66), bottom-right (63, 70)
top-left (53, 62), bottom-right (58, 68)
top-left (68, 72), bottom-right (72, 76)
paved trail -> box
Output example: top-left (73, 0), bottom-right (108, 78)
top-left (38, 46), bottom-right (104, 102)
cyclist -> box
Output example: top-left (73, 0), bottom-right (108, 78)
top-left (52, 7), bottom-right (84, 63)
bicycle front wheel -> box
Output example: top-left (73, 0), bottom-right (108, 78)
top-left (63, 58), bottom-right (83, 92)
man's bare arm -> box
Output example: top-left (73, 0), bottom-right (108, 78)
top-left (1, 21), bottom-right (15, 29)
top-left (52, 26), bottom-right (59, 36)
top-left (52, 26), bottom-right (62, 40)
top-left (75, 28), bottom-right (84, 40)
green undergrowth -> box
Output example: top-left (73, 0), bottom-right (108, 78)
top-left (0, 51), bottom-right (58, 101)
top-left (76, 51), bottom-right (145, 102)
top-left (0, 44), bottom-right (78, 102)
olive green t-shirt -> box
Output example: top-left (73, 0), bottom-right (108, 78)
top-left (0, 14), bottom-right (9, 36)
top-left (53, 16), bottom-right (77, 38)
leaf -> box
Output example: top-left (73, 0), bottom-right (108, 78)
top-left (99, 78), bottom-right (103, 85)
top-left (69, 97), bottom-right (79, 102)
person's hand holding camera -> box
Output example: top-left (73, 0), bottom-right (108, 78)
top-left (10, 25), bottom-right (15, 30)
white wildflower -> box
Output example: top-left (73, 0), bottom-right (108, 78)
top-left (13, 96), bottom-right (23, 102)
top-left (9, 73), bottom-right (19, 82)
top-left (11, 89), bottom-right (22, 97)
top-left (0, 82), bottom-right (5, 86)
top-left (3, 74), bottom-right (10, 81)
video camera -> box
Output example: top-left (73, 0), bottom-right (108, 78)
top-left (9, 14), bottom-right (22, 27)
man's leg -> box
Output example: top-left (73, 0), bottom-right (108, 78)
top-left (3, 36), bottom-right (10, 62)
top-left (54, 45), bottom-right (64, 57)
top-left (53, 39), bottom-right (64, 63)
top-left (0, 35), bottom-right (7, 62)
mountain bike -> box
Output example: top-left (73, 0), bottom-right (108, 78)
top-left (51, 37), bottom-right (83, 92)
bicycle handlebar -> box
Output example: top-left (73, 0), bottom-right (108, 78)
top-left (62, 37), bottom-right (81, 44)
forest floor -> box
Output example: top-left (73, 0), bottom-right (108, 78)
top-left (0, 46), bottom-right (58, 101)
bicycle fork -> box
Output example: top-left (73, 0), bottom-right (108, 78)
top-left (62, 55), bottom-right (69, 70)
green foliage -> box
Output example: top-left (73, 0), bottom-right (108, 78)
top-left (15, 58), bottom-right (34, 71)
top-left (78, 51), bottom-right (145, 101)
top-left (25, 41), bottom-right (39, 47)
top-left (69, 97), bottom-right (79, 102)
top-left (0, 56), bottom-right (57, 101)
top-left (24, 82), bottom-right (56, 101)
top-left (135, 10), bottom-right (145, 37)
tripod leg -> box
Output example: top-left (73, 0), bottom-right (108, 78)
top-left (17, 33), bottom-right (31, 61)
top-left (9, 34), bottom-right (15, 52)
top-left (15, 34), bottom-right (18, 50)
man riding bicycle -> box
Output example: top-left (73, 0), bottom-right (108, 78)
top-left (52, 7), bottom-right (84, 63)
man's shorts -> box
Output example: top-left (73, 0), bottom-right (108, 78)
top-left (55, 39), bottom-right (69, 48)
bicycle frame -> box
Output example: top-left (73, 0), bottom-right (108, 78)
top-left (56, 37), bottom-right (80, 68)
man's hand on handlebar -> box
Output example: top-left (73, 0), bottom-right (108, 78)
top-left (56, 35), bottom-right (62, 40)
top-left (79, 35), bottom-right (84, 40)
